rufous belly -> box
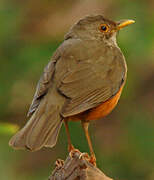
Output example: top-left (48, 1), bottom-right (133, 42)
top-left (69, 84), bottom-right (124, 121)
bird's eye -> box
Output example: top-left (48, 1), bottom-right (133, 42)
top-left (99, 24), bottom-right (109, 33)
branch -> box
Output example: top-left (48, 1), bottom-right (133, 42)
top-left (49, 150), bottom-right (113, 180)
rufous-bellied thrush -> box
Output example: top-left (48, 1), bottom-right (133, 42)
top-left (9, 15), bottom-right (135, 165)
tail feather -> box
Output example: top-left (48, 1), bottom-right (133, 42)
top-left (9, 113), bottom-right (37, 150)
top-left (9, 101), bottom-right (62, 151)
top-left (45, 121), bottom-right (62, 148)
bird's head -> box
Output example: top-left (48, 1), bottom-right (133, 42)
top-left (66, 15), bottom-right (135, 45)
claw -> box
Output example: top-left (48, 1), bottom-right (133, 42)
top-left (89, 155), bottom-right (96, 166)
top-left (79, 153), bottom-right (96, 166)
top-left (79, 152), bottom-right (90, 160)
top-left (69, 148), bottom-right (80, 158)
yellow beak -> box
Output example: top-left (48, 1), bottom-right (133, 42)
top-left (117, 19), bottom-right (135, 30)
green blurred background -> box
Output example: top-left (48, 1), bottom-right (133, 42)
top-left (0, 0), bottom-right (154, 179)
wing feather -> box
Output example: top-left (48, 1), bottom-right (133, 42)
top-left (27, 59), bottom-right (57, 117)
top-left (58, 61), bottom-right (123, 117)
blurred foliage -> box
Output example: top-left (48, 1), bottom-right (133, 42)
top-left (0, 123), bottom-right (19, 135)
top-left (0, 0), bottom-right (154, 180)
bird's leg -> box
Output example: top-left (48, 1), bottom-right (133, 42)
top-left (81, 120), bottom-right (96, 166)
top-left (64, 119), bottom-right (74, 152)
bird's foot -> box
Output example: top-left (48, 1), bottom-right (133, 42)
top-left (68, 145), bottom-right (81, 158)
top-left (89, 155), bottom-right (96, 166)
top-left (79, 152), bottom-right (96, 166)
top-left (79, 152), bottom-right (90, 160)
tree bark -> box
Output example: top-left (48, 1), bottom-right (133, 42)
top-left (49, 150), bottom-right (113, 180)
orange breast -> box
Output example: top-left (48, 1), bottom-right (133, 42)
top-left (68, 85), bottom-right (124, 121)
top-left (85, 85), bottom-right (124, 121)
top-left (68, 85), bottom-right (124, 122)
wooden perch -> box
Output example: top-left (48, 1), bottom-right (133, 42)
top-left (49, 150), bottom-right (113, 180)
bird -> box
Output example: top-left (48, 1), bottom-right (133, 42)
top-left (9, 15), bottom-right (135, 165)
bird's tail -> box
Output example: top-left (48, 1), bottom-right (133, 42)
top-left (9, 100), bottom-right (63, 151)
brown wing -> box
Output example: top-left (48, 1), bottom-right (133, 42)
top-left (59, 57), bottom-right (126, 117)
top-left (27, 59), bottom-right (57, 117)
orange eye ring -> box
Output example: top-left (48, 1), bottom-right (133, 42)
top-left (99, 24), bottom-right (109, 33)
